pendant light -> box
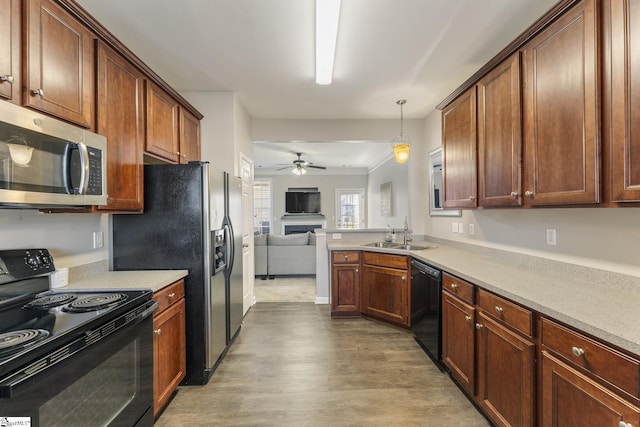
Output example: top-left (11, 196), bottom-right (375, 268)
top-left (392, 99), bottom-right (410, 164)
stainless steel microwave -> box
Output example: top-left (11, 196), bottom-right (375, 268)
top-left (0, 102), bottom-right (107, 208)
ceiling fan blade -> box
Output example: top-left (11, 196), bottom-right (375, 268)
top-left (308, 165), bottom-right (326, 169)
top-left (275, 166), bottom-right (291, 171)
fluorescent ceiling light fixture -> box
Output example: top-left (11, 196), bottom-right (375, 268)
top-left (315, 0), bottom-right (341, 85)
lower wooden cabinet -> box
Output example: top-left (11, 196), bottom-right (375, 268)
top-left (361, 252), bottom-right (410, 326)
top-left (331, 251), bottom-right (360, 316)
top-left (476, 312), bottom-right (535, 427)
top-left (442, 289), bottom-right (476, 395)
top-left (540, 351), bottom-right (640, 427)
top-left (153, 280), bottom-right (186, 417)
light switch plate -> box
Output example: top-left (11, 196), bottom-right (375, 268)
top-left (469, 224), bottom-right (475, 235)
top-left (451, 223), bottom-right (458, 233)
top-left (332, 233), bottom-right (342, 240)
top-left (545, 228), bottom-right (557, 246)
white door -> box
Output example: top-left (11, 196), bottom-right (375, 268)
top-left (240, 153), bottom-right (254, 312)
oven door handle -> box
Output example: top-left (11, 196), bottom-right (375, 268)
top-left (0, 300), bottom-right (158, 399)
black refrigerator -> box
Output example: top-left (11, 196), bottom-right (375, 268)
top-left (112, 162), bottom-right (243, 385)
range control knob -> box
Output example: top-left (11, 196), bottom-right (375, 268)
top-left (26, 256), bottom-right (39, 267)
top-left (38, 254), bottom-right (51, 266)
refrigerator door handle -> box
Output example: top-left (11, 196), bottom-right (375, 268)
top-left (226, 220), bottom-right (235, 273)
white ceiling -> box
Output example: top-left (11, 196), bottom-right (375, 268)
top-left (76, 0), bottom-right (558, 170)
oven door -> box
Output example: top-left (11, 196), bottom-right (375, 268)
top-left (0, 303), bottom-right (156, 427)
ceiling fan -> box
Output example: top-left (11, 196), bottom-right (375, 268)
top-left (276, 152), bottom-right (327, 175)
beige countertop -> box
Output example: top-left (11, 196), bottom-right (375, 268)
top-left (328, 241), bottom-right (640, 356)
top-left (61, 270), bottom-right (189, 293)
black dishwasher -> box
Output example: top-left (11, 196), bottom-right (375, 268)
top-left (410, 259), bottom-right (444, 370)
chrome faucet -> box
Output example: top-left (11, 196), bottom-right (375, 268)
top-left (403, 216), bottom-right (412, 245)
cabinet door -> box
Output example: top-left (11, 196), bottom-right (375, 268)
top-left (153, 298), bottom-right (186, 417)
top-left (442, 291), bottom-right (475, 394)
top-left (541, 351), bottom-right (640, 427)
top-left (442, 86), bottom-right (477, 208)
top-left (146, 81), bottom-right (179, 163)
top-left (361, 264), bottom-right (408, 326)
top-left (95, 42), bottom-right (144, 212)
top-left (25, 0), bottom-right (94, 128)
top-left (178, 107), bottom-right (201, 164)
top-left (478, 53), bottom-right (522, 207)
top-left (331, 263), bottom-right (360, 316)
top-left (610, 0), bottom-right (640, 201)
top-left (476, 312), bottom-right (535, 427)
top-left (522, 0), bottom-right (599, 205)
top-left (0, 0), bottom-right (21, 103)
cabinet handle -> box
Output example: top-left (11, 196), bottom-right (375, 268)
top-left (154, 328), bottom-right (162, 335)
top-left (464, 315), bottom-right (472, 322)
top-left (571, 346), bottom-right (585, 357)
top-left (510, 191), bottom-right (519, 199)
top-left (525, 190), bottom-right (535, 198)
top-left (175, 151), bottom-right (181, 156)
top-left (1, 75), bottom-right (14, 84)
top-left (475, 323), bottom-right (484, 330)
top-left (344, 255), bottom-right (348, 260)
top-left (355, 269), bottom-right (358, 273)
top-left (450, 283), bottom-right (458, 290)
top-left (619, 422), bottom-right (632, 427)
top-left (167, 292), bottom-right (176, 300)
top-left (31, 88), bottom-right (45, 97)
top-left (182, 154), bottom-right (187, 159)
top-left (469, 195), bottom-right (475, 200)
top-left (494, 306), bottom-right (503, 314)
top-left (402, 276), bottom-right (406, 281)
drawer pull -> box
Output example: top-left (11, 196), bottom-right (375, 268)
top-left (31, 88), bottom-right (45, 97)
top-left (494, 306), bottom-right (503, 314)
top-left (344, 255), bottom-right (348, 260)
top-left (1, 75), bottom-right (14, 84)
top-left (619, 422), bottom-right (632, 427)
top-left (464, 315), bottom-right (472, 322)
top-left (475, 323), bottom-right (484, 330)
top-left (571, 346), bottom-right (585, 357)
top-left (154, 329), bottom-right (162, 336)
top-left (168, 292), bottom-right (176, 300)
top-left (450, 283), bottom-right (458, 290)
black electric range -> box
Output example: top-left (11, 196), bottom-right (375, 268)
top-left (0, 249), bottom-right (153, 388)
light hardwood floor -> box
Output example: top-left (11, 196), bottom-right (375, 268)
top-left (155, 302), bottom-right (490, 426)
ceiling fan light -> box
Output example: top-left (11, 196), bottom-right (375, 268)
top-left (292, 165), bottom-right (307, 175)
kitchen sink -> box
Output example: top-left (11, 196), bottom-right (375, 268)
top-left (392, 244), bottom-right (435, 251)
top-left (362, 242), bottom-right (436, 251)
top-left (363, 242), bottom-right (398, 248)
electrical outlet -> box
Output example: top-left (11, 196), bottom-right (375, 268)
top-left (93, 231), bottom-right (104, 249)
top-left (545, 228), bottom-right (557, 246)
top-left (332, 233), bottom-right (342, 240)
top-left (451, 223), bottom-right (458, 233)
top-left (469, 224), bottom-right (475, 235)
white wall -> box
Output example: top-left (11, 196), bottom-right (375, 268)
top-left (420, 109), bottom-right (640, 277)
top-left (254, 172), bottom-right (368, 233)
top-left (367, 156), bottom-right (410, 229)
top-left (0, 210), bottom-right (108, 268)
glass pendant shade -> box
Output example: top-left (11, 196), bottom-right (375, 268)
top-left (293, 165), bottom-right (307, 175)
top-left (392, 99), bottom-right (410, 164)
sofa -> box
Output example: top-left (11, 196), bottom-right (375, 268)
top-left (254, 232), bottom-right (316, 279)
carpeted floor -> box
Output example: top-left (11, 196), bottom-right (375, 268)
top-left (254, 275), bottom-right (316, 302)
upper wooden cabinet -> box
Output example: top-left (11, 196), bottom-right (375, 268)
top-left (442, 86), bottom-right (478, 209)
top-left (521, 0), bottom-right (600, 206)
top-left (145, 81), bottom-right (180, 163)
top-left (609, 0), bottom-right (640, 202)
top-left (25, 0), bottom-right (94, 128)
top-left (95, 41), bottom-right (144, 213)
top-left (178, 107), bottom-right (201, 164)
top-left (0, 0), bottom-right (21, 104)
top-left (477, 53), bottom-right (522, 207)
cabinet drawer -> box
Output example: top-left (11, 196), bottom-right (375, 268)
top-left (542, 318), bottom-right (640, 398)
top-left (363, 251), bottom-right (407, 269)
top-left (442, 273), bottom-right (474, 304)
top-left (477, 289), bottom-right (533, 338)
top-left (154, 279), bottom-right (185, 314)
top-left (332, 251), bottom-right (360, 264)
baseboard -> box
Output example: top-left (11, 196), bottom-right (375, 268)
top-left (315, 296), bottom-right (329, 305)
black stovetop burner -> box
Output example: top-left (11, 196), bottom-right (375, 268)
top-left (0, 249), bottom-right (153, 379)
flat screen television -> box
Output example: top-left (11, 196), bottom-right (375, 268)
top-left (285, 191), bottom-right (321, 214)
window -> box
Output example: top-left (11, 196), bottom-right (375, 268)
top-left (336, 188), bottom-right (365, 229)
top-left (253, 180), bottom-right (272, 234)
